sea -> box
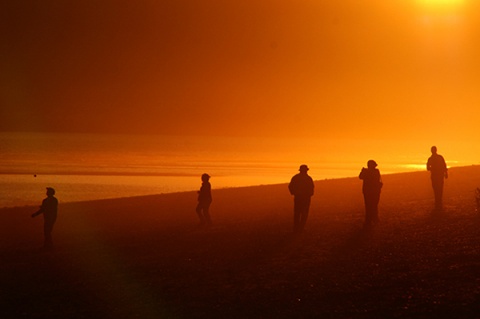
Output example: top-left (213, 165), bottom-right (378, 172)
top-left (0, 132), bottom-right (474, 208)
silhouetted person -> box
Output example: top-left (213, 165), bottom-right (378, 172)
top-left (31, 187), bottom-right (58, 249)
top-left (427, 146), bottom-right (448, 210)
top-left (196, 173), bottom-right (212, 226)
top-left (289, 164), bottom-right (314, 232)
top-left (359, 160), bottom-right (382, 226)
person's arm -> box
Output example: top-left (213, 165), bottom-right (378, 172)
top-left (359, 168), bottom-right (366, 180)
top-left (288, 177), bottom-right (295, 195)
top-left (31, 206), bottom-right (44, 218)
top-left (442, 157), bottom-right (448, 178)
top-left (378, 171), bottom-right (383, 188)
top-left (206, 183), bottom-right (212, 197)
top-left (198, 184), bottom-right (206, 198)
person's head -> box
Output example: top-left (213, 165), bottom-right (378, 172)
top-left (367, 160), bottom-right (377, 169)
top-left (46, 187), bottom-right (55, 197)
top-left (299, 164), bottom-right (309, 173)
top-left (201, 173), bottom-right (210, 182)
top-left (431, 146), bottom-right (437, 154)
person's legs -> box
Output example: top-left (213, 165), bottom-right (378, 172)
top-left (203, 202), bottom-right (212, 225)
top-left (196, 203), bottom-right (206, 225)
top-left (43, 219), bottom-right (55, 249)
top-left (299, 198), bottom-right (311, 230)
top-left (432, 177), bottom-right (444, 209)
top-left (294, 197), bottom-right (310, 232)
top-left (293, 198), bottom-right (302, 232)
top-left (363, 193), bottom-right (372, 225)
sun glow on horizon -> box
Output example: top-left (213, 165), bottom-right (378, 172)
top-left (416, 0), bottom-right (465, 12)
top-left (417, 0), bottom-right (464, 5)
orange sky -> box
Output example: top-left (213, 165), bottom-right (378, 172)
top-left (1, 0), bottom-right (479, 147)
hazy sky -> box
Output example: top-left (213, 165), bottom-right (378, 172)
top-left (2, 0), bottom-right (480, 142)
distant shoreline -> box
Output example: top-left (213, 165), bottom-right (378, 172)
top-left (1, 164), bottom-right (477, 178)
top-left (0, 171), bottom-right (202, 177)
top-left (2, 165), bottom-right (478, 210)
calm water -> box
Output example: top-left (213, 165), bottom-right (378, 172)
top-left (1, 132), bottom-right (473, 208)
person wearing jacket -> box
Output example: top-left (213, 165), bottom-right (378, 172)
top-left (289, 164), bottom-right (314, 232)
top-left (427, 146), bottom-right (448, 210)
top-left (32, 187), bottom-right (58, 249)
top-left (196, 173), bottom-right (212, 226)
top-left (359, 160), bottom-right (382, 226)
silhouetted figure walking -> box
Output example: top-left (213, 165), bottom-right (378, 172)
top-left (359, 160), bottom-right (382, 226)
top-left (427, 146), bottom-right (448, 210)
top-left (289, 165), bottom-right (314, 232)
top-left (31, 187), bottom-right (58, 249)
top-left (196, 173), bottom-right (212, 226)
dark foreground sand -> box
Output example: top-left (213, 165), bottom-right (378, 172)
top-left (1, 166), bottom-right (480, 318)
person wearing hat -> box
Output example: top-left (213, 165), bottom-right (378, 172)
top-left (288, 164), bottom-right (314, 232)
top-left (196, 173), bottom-right (212, 226)
top-left (426, 146), bottom-right (448, 210)
top-left (359, 160), bottom-right (382, 226)
top-left (32, 187), bottom-right (58, 249)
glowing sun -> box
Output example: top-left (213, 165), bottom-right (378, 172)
top-left (417, 0), bottom-right (464, 6)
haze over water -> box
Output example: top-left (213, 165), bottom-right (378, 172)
top-left (1, 132), bottom-right (477, 208)
top-left (2, 1), bottom-right (480, 208)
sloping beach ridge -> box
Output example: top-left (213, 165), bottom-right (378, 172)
top-left (1, 166), bottom-right (480, 318)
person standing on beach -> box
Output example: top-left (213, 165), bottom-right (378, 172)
top-left (359, 160), bottom-right (382, 226)
top-left (196, 173), bottom-right (212, 226)
top-left (289, 164), bottom-right (314, 232)
top-left (426, 146), bottom-right (448, 210)
top-left (31, 187), bottom-right (58, 250)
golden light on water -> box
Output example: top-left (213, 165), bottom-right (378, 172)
top-left (2, 1), bottom-right (480, 181)
top-left (401, 164), bottom-right (428, 171)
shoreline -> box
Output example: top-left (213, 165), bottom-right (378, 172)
top-left (1, 164), bottom-right (479, 210)
top-left (1, 163), bottom-right (477, 177)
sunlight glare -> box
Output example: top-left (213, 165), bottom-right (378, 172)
top-left (416, 0), bottom-right (465, 11)
top-left (417, 0), bottom-right (464, 5)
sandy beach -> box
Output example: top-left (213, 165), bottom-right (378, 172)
top-left (1, 165), bottom-right (480, 318)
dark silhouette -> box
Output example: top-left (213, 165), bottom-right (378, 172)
top-left (31, 187), bottom-right (58, 249)
top-left (288, 164), bottom-right (314, 232)
top-left (196, 173), bottom-right (212, 226)
top-left (359, 160), bottom-right (382, 227)
top-left (426, 146), bottom-right (448, 210)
